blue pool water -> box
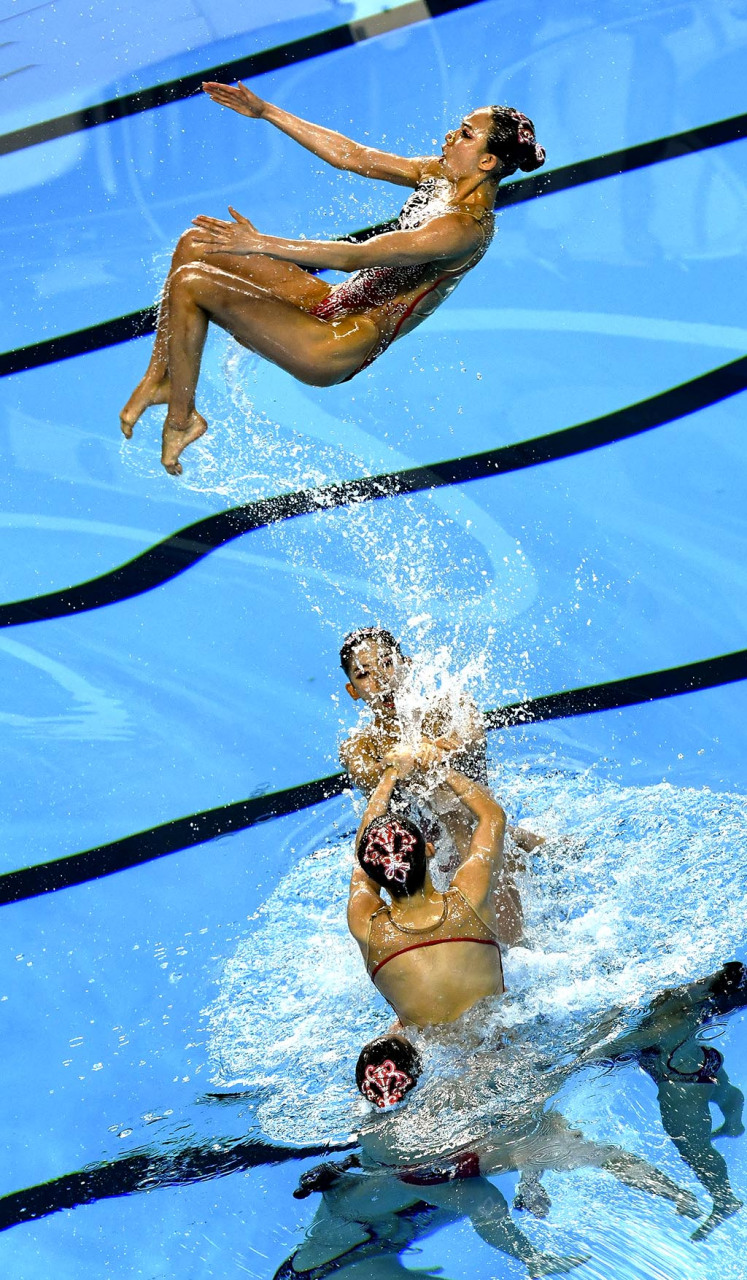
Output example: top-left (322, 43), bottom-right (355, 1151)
top-left (1, 0), bottom-right (746, 1276)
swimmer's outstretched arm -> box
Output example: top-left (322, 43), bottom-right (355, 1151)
top-left (202, 80), bottom-right (427, 186)
top-left (348, 766), bottom-right (401, 943)
top-left (447, 770), bottom-right (506, 902)
top-left (355, 763), bottom-right (402, 849)
top-left (191, 206), bottom-right (482, 273)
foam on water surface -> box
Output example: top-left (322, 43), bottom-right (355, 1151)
top-left (207, 750), bottom-right (747, 1152)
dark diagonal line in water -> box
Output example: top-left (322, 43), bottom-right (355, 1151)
top-left (2, 111), bottom-right (746, 378)
top-left (485, 647), bottom-right (747, 729)
top-left (1, 354), bottom-right (745, 628)
top-left (0, 1135), bottom-right (352, 1233)
top-left (1, 647), bottom-right (745, 907)
top-left (0, 0), bottom-right (485, 156)
top-left (496, 111), bottom-right (747, 208)
top-left (0, 307), bottom-right (159, 377)
top-left (0, 774), bottom-right (348, 906)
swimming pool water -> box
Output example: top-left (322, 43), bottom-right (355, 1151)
top-left (1, 1), bottom-right (746, 1276)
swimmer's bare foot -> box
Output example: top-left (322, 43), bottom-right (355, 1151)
top-left (120, 373), bottom-right (170, 438)
top-left (510, 826), bottom-right (545, 855)
top-left (161, 409), bottom-right (207, 476)
top-left (713, 1119), bottom-right (745, 1138)
top-left (690, 1194), bottom-right (743, 1240)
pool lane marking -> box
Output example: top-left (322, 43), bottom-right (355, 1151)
top-left (0, 353), bottom-right (745, 628)
top-left (2, 109), bottom-right (746, 379)
top-left (1, 645), bottom-right (746, 906)
top-left (0, 774), bottom-right (349, 906)
top-left (0, 1135), bottom-right (353, 1233)
top-left (0, 0), bottom-right (486, 157)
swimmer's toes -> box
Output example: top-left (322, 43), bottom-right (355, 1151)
top-left (161, 410), bottom-right (207, 475)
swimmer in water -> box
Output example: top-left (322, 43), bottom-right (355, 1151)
top-left (340, 626), bottom-right (540, 943)
top-left (351, 965), bottom-right (746, 1241)
top-left (120, 84), bottom-right (545, 474)
top-left (348, 752), bottom-right (511, 1028)
top-left (339, 627), bottom-right (542, 855)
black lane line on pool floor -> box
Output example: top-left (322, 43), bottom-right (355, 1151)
top-left (1, 353), bottom-right (746, 629)
top-left (2, 110), bottom-right (745, 380)
top-left (0, 0), bottom-right (485, 157)
top-left (1, 645), bottom-right (745, 907)
top-left (0, 1135), bottom-right (355, 1234)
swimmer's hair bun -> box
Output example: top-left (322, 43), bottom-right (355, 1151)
top-left (487, 106), bottom-right (546, 178)
top-left (519, 140), bottom-right (546, 172)
top-left (355, 1034), bottom-right (422, 1108)
top-left (358, 815), bottom-right (428, 899)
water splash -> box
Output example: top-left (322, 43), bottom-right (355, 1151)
top-left (206, 755), bottom-right (747, 1157)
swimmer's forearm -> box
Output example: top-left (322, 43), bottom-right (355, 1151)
top-left (253, 230), bottom-right (426, 272)
top-left (358, 765), bottom-right (399, 834)
top-left (446, 769), bottom-right (505, 828)
top-left (262, 102), bottom-right (368, 170)
top-left (257, 223), bottom-right (469, 273)
top-left (262, 103), bottom-right (421, 184)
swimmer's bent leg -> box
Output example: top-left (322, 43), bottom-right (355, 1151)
top-left (161, 264), bottom-right (378, 473)
top-left (120, 229), bottom-right (332, 436)
top-left (427, 1179), bottom-right (587, 1276)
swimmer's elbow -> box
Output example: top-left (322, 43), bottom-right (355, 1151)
top-left (487, 805), bottom-right (506, 837)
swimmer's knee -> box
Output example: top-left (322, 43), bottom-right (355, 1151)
top-left (170, 263), bottom-right (209, 295)
top-left (175, 228), bottom-right (204, 263)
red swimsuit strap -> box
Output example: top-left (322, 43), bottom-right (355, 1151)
top-left (370, 935), bottom-right (501, 980)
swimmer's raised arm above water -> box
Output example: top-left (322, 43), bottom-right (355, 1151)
top-left (120, 86), bottom-right (545, 475)
top-left (337, 626), bottom-right (542, 864)
top-left (347, 757), bottom-right (511, 1028)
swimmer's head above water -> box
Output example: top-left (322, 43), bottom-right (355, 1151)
top-left (438, 106), bottom-right (545, 189)
top-left (340, 627), bottom-right (409, 711)
top-left (357, 815), bottom-right (430, 898)
top-left (355, 1034), bottom-right (423, 1109)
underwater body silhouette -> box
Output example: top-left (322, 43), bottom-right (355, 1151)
top-left (3, 966), bottom-right (741, 1279)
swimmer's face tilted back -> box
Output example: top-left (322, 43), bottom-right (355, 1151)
top-left (440, 108), bottom-right (499, 183)
top-left (344, 638), bottom-right (409, 710)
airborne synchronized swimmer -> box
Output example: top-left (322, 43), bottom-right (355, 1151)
top-left (120, 81), bottom-right (544, 473)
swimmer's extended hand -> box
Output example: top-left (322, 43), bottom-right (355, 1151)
top-left (382, 745), bottom-right (417, 779)
top-left (201, 80), bottom-right (266, 118)
top-left (383, 742), bottom-right (446, 777)
top-left (191, 207), bottom-right (265, 256)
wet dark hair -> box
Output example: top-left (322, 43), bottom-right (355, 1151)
top-left (339, 627), bottom-right (404, 678)
top-left (355, 1035), bottom-right (422, 1108)
top-left (358, 815), bottom-right (428, 899)
top-left (486, 106), bottom-right (546, 178)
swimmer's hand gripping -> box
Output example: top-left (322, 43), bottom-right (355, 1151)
top-left (202, 80), bottom-right (266, 119)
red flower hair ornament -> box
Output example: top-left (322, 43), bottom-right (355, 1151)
top-left (361, 1060), bottom-right (414, 1108)
top-left (362, 821), bottom-right (418, 886)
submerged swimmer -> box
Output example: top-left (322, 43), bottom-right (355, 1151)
top-left (348, 754), bottom-right (511, 1028)
top-left (340, 626), bottom-right (540, 941)
top-left (349, 966), bottom-right (746, 1245)
top-left (120, 85), bottom-right (544, 473)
